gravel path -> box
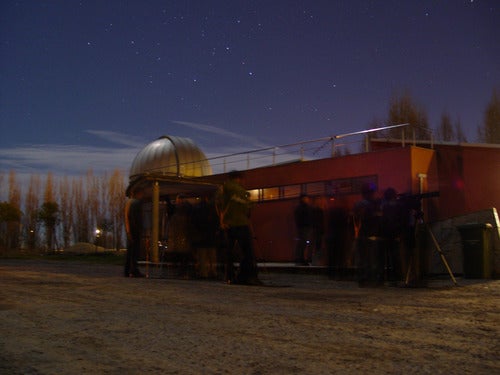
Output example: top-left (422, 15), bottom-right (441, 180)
top-left (0, 259), bottom-right (499, 374)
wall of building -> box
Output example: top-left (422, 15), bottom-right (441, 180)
top-left (371, 141), bottom-right (500, 221)
top-left (462, 146), bottom-right (500, 214)
top-left (240, 146), bottom-right (437, 262)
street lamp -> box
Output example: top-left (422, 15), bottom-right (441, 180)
top-left (95, 229), bottom-right (101, 252)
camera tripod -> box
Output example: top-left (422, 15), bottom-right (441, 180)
top-left (404, 218), bottom-right (457, 287)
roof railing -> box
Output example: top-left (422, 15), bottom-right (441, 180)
top-left (136, 123), bottom-right (417, 176)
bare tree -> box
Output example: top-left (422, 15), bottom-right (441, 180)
top-left (109, 169), bottom-right (126, 250)
top-left (455, 119), bottom-right (467, 143)
top-left (0, 171), bottom-right (5, 201)
top-left (7, 170), bottom-right (21, 248)
top-left (436, 112), bottom-right (455, 141)
top-left (39, 172), bottom-right (59, 250)
top-left (44, 172), bottom-right (55, 203)
top-left (38, 201), bottom-right (59, 251)
top-left (8, 170), bottom-right (21, 210)
top-left (478, 89), bottom-right (500, 144)
top-left (0, 202), bottom-right (21, 249)
top-left (387, 91), bottom-right (431, 140)
top-left (24, 175), bottom-right (41, 249)
top-left (59, 176), bottom-right (73, 249)
top-left (72, 176), bottom-right (90, 243)
top-left (86, 170), bottom-right (100, 244)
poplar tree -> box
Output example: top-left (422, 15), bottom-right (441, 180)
top-left (39, 172), bottom-right (59, 250)
top-left (478, 89), bottom-right (500, 144)
top-left (387, 91), bottom-right (431, 140)
top-left (98, 173), bottom-right (111, 248)
top-left (7, 170), bottom-right (21, 248)
top-left (0, 202), bottom-right (21, 249)
top-left (455, 119), bottom-right (467, 143)
top-left (109, 169), bottom-right (126, 250)
top-left (436, 113), bottom-right (455, 141)
top-left (0, 171), bottom-right (4, 201)
top-left (73, 176), bottom-right (90, 243)
top-left (86, 170), bottom-right (100, 244)
top-left (25, 175), bottom-right (41, 249)
top-left (59, 176), bottom-right (73, 249)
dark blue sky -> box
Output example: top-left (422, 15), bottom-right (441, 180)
top-left (0, 0), bottom-right (499, 179)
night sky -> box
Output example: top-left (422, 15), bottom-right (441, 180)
top-left (0, 0), bottom-right (498, 182)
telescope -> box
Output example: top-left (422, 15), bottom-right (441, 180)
top-left (398, 191), bottom-right (440, 201)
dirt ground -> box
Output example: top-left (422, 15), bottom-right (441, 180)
top-left (0, 259), bottom-right (498, 375)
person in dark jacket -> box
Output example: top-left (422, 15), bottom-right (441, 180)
top-left (353, 183), bottom-right (382, 286)
top-left (380, 187), bottom-right (404, 285)
top-left (215, 171), bottom-right (260, 285)
top-left (294, 194), bottom-right (314, 265)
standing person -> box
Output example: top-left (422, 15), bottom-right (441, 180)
top-left (192, 194), bottom-right (218, 278)
top-left (353, 183), bottom-right (382, 286)
top-left (124, 187), bottom-right (145, 278)
top-left (380, 188), bottom-right (404, 285)
top-left (168, 194), bottom-right (194, 278)
top-left (215, 171), bottom-right (261, 285)
top-left (312, 196), bottom-right (327, 264)
top-left (294, 194), bottom-right (314, 265)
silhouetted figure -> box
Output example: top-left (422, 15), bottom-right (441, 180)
top-left (192, 195), bottom-right (218, 278)
top-left (312, 196), bottom-right (327, 264)
top-left (294, 194), bottom-right (314, 265)
top-left (398, 194), bottom-right (428, 287)
top-left (353, 183), bottom-right (382, 286)
top-left (215, 171), bottom-right (260, 285)
top-left (380, 188), bottom-right (404, 285)
top-left (168, 194), bottom-right (195, 278)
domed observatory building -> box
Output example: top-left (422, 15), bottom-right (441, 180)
top-left (127, 135), bottom-right (217, 262)
top-left (129, 135), bottom-right (213, 181)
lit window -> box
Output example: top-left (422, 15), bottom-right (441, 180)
top-left (283, 184), bottom-right (301, 199)
top-left (262, 187), bottom-right (279, 201)
top-left (247, 189), bottom-right (259, 201)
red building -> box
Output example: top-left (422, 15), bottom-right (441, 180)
top-left (128, 134), bottom-right (500, 276)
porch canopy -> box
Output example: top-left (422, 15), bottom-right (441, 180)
top-left (126, 135), bottom-right (219, 262)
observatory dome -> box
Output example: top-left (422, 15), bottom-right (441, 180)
top-left (129, 135), bottom-right (212, 179)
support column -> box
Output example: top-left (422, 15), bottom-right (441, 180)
top-left (151, 180), bottom-right (160, 263)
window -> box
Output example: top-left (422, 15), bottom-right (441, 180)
top-left (282, 184), bottom-right (301, 199)
top-left (306, 182), bottom-right (325, 196)
top-left (247, 175), bottom-right (378, 202)
top-left (261, 187), bottom-right (279, 201)
top-left (247, 189), bottom-right (260, 201)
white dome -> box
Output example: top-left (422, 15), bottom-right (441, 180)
top-left (129, 135), bottom-right (212, 179)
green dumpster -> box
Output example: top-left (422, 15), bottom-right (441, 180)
top-left (457, 223), bottom-right (493, 278)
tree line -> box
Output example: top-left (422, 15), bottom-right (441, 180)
top-left (0, 169), bottom-right (127, 252)
top-left (375, 88), bottom-right (500, 144)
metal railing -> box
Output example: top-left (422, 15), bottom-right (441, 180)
top-left (206, 123), bottom-right (413, 174)
top-left (139, 123), bottom-right (426, 176)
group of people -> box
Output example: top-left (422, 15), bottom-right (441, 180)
top-left (294, 183), bottom-right (422, 287)
top-left (124, 171), bottom-right (261, 285)
top-left (125, 175), bottom-right (421, 287)
top-left (353, 183), bottom-right (421, 287)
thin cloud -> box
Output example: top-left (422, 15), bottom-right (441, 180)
top-left (85, 130), bottom-right (146, 148)
top-left (0, 144), bottom-right (138, 176)
top-left (0, 128), bottom-right (318, 184)
top-left (171, 120), bottom-right (269, 149)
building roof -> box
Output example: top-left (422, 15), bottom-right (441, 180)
top-left (129, 135), bottom-right (213, 179)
